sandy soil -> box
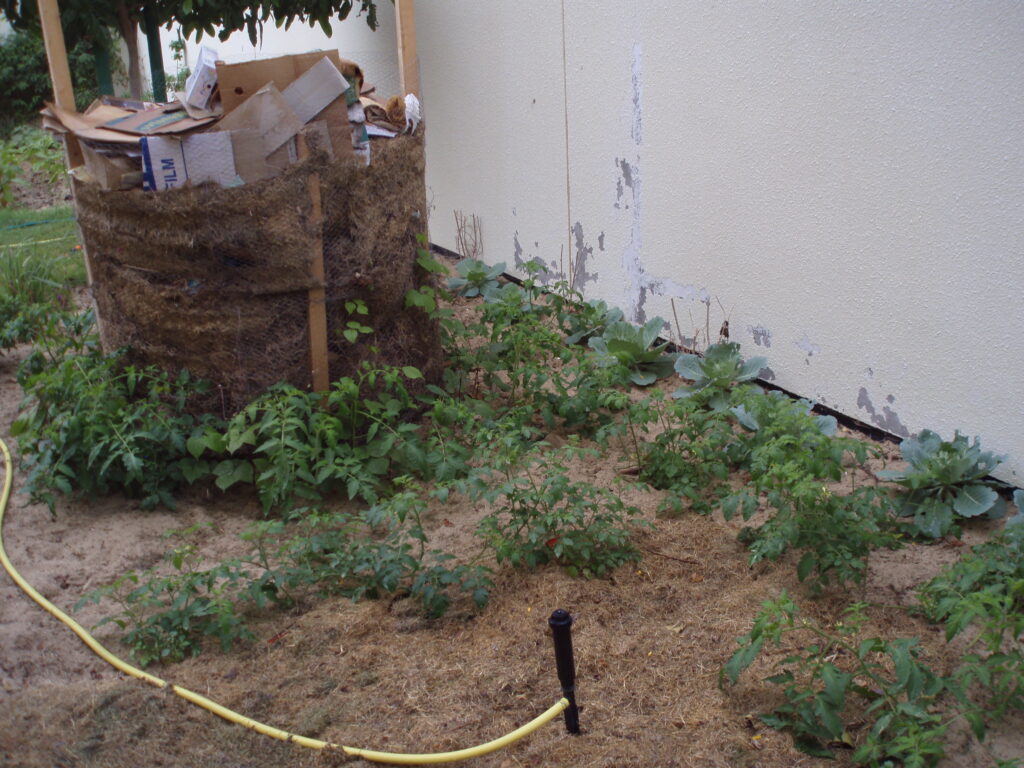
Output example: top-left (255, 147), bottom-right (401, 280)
top-left (1, 333), bottom-right (1022, 768)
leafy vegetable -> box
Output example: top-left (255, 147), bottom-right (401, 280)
top-left (588, 317), bottom-right (677, 386)
top-left (878, 430), bottom-right (1007, 538)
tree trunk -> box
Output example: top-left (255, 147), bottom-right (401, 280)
top-left (117, 2), bottom-right (143, 99)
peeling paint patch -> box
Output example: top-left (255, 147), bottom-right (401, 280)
top-left (747, 325), bottom-right (772, 348)
top-left (571, 222), bottom-right (598, 291)
top-left (630, 42), bottom-right (643, 145)
top-left (760, 366), bottom-right (776, 381)
top-left (856, 387), bottom-right (911, 437)
top-left (796, 334), bottom-right (820, 358)
top-left (865, 367), bottom-right (874, 379)
top-left (886, 394), bottom-right (896, 404)
top-left (618, 157), bottom-right (634, 190)
top-left (598, 232), bottom-right (605, 250)
top-left (512, 232), bottom-right (556, 284)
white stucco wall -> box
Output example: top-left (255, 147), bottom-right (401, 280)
top-left (417, 1), bottom-right (1024, 486)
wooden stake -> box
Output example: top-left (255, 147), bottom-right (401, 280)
top-left (36, 0), bottom-right (83, 167)
top-left (298, 136), bottom-right (330, 393)
top-left (395, 0), bottom-right (419, 97)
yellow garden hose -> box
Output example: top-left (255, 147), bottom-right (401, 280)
top-left (0, 436), bottom-right (569, 764)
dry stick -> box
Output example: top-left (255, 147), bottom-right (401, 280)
top-left (640, 545), bottom-right (702, 567)
top-left (670, 298), bottom-right (686, 353)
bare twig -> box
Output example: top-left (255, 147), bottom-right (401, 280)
top-left (641, 546), bottom-right (702, 567)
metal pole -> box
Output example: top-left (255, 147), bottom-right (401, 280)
top-left (548, 609), bottom-right (580, 734)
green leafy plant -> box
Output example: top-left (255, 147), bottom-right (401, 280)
top-left (562, 298), bottom-right (624, 345)
top-left (723, 594), bottom-right (952, 766)
top-left (473, 442), bottom-right (645, 577)
top-left (448, 258), bottom-right (505, 298)
top-left (196, 363), bottom-right (424, 513)
top-left (12, 347), bottom-right (219, 512)
top-left (602, 392), bottom-right (738, 516)
top-left (588, 317), bottom-right (677, 386)
top-left (78, 485), bottom-right (493, 664)
top-left (76, 531), bottom-right (253, 666)
top-left (877, 430), bottom-right (1007, 539)
top-left (339, 298), bottom-right (372, 343)
top-left (722, 389), bottom-right (898, 592)
top-left (917, 502), bottom-right (1024, 735)
top-left (673, 341), bottom-right (766, 411)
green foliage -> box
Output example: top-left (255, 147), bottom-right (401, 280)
top-left (588, 317), bottom-right (677, 386)
top-left (723, 390), bottom-right (898, 592)
top-left (723, 595), bottom-right (952, 766)
top-left (610, 392), bottom-right (738, 515)
top-left (473, 443), bottom-right (644, 577)
top-left (673, 341), bottom-right (767, 411)
top-left (340, 298), bottom-right (372, 342)
top-left (12, 344), bottom-right (219, 512)
top-left (78, 485), bottom-right (492, 665)
top-left (0, 28), bottom-right (98, 132)
top-left (878, 430), bottom-right (1007, 539)
top-left (76, 533), bottom-right (254, 666)
top-left (562, 298), bottom-right (624, 345)
top-left (192, 363), bottom-right (424, 512)
top-left (917, 512), bottom-right (1024, 732)
top-left (447, 257), bottom-right (505, 298)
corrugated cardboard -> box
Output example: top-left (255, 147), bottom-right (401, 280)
top-left (80, 144), bottom-right (143, 190)
top-left (212, 84), bottom-right (303, 156)
top-left (102, 103), bottom-right (216, 136)
top-left (216, 51), bottom-right (352, 160)
top-left (42, 102), bottom-right (140, 145)
top-left (141, 133), bottom-right (239, 191)
top-left (282, 56), bottom-right (348, 124)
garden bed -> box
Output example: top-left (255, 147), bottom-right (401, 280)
top-left (1, 253), bottom-right (1023, 768)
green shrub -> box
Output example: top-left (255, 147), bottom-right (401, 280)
top-left (0, 29), bottom-right (98, 133)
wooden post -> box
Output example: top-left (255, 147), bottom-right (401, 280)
top-left (395, 0), bottom-right (419, 97)
top-left (298, 136), bottom-right (331, 393)
top-left (37, 0), bottom-right (83, 167)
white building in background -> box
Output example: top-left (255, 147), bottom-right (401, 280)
top-left (163, 2), bottom-right (1024, 487)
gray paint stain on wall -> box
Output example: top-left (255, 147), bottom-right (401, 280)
top-left (747, 325), bottom-right (772, 347)
top-left (571, 222), bottom-right (598, 291)
top-left (856, 387), bottom-right (911, 437)
top-left (796, 334), bottom-right (821, 357)
top-left (513, 231), bottom-right (556, 284)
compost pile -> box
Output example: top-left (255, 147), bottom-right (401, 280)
top-left (49, 51), bottom-right (440, 413)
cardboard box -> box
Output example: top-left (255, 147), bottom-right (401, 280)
top-left (213, 83), bottom-right (303, 156)
top-left (282, 56), bottom-right (348, 124)
top-left (217, 51), bottom-right (353, 160)
top-left (80, 144), bottom-right (143, 190)
top-left (141, 133), bottom-right (239, 191)
top-left (185, 45), bottom-right (219, 111)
